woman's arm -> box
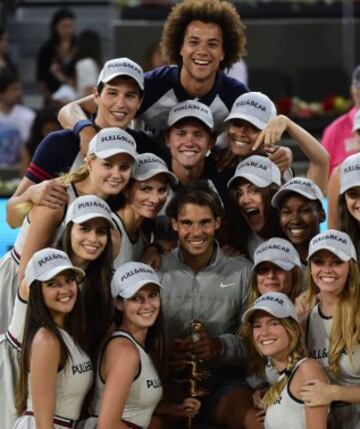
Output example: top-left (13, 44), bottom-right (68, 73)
top-left (97, 338), bottom-right (140, 429)
top-left (301, 379), bottom-right (360, 405)
top-left (30, 328), bottom-right (61, 429)
top-left (18, 204), bottom-right (64, 281)
top-left (291, 359), bottom-right (328, 429)
top-left (253, 115), bottom-right (330, 194)
top-left (327, 166), bottom-right (340, 229)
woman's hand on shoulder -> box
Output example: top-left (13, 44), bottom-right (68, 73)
top-left (297, 359), bottom-right (330, 407)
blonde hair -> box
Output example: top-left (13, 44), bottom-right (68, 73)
top-left (247, 266), bottom-right (302, 308)
top-left (306, 259), bottom-right (360, 375)
top-left (15, 156), bottom-right (95, 216)
top-left (241, 316), bottom-right (306, 410)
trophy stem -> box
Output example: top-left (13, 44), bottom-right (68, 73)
top-left (187, 415), bottom-right (193, 429)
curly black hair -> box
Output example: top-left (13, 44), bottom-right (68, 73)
top-left (160, 0), bottom-right (246, 71)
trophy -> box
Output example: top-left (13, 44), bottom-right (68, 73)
top-left (184, 319), bottom-right (210, 429)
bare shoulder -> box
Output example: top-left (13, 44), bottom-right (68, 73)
top-left (105, 336), bottom-right (140, 361)
top-left (297, 358), bottom-right (327, 381)
top-left (32, 327), bottom-right (60, 347)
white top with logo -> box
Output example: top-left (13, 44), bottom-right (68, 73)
top-left (89, 330), bottom-right (163, 427)
top-left (265, 359), bottom-right (307, 429)
top-left (26, 328), bottom-right (93, 420)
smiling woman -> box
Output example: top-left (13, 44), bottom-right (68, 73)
top-left (242, 292), bottom-right (328, 429)
top-left (0, 127), bottom-right (136, 334)
top-left (271, 177), bottom-right (326, 264)
top-left (304, 230), bottom-right (360, 428)
top-left (13, 248), bottom-right (93, 429)
top-left (112, 153), bottom-right (177, 268)
top-left (0, 195), bottom-right (114, 428)
top-left (81, 261), bottom-right (200, 429)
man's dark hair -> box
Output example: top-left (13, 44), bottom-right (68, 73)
top-left (166, 180), bottom-right (225, 220)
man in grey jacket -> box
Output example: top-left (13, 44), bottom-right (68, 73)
top-left (158, 182), bottom-right (260, 429)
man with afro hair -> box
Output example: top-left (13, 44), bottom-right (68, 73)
top-left (57, 0), bottom-right (249, 146)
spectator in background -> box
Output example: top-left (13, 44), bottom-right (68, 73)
top-left (143, 41), bottom-right (167, 72)
top-left (20, 106), bottom-right (61, 176)
top-left (36, 9), bottom-right (77, 103)
top-left (75, 29), bottom-right (102, 97)
top-left (322, 64), bottom-right (360, 174)
top-left (0, 71), bottom-right (35, 168)
top-left (0, 28), bottom-right (17, 74)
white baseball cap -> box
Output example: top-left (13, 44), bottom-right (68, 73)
top-left (242, 292), bottom-right (298, 323)
top-left (253, 238), bottom-right (301, 271)
top-left (87, 127), bottom-right (137, 160)
top-left (168, 100), bottom-right (214, 130)
top-left (65, 195), bottom-right (115, 228)
top-left (339, 153), bottom-right (360, 195)
top-left (225, 92), bottom-right (277, 130)
top-left (271, 177), bottom-right (323, 208)
top-left (308, 229), bottom-right (357, 262)
top-left (132, 153), bottom-right (178, 186)
top-left (97, 57), bottom-right (144, 90)
top-left (25, 248), bottom-right (85, 287)
top-left (111, 261), bottom-right (163, 299)
top-left (227, 155), bottom-right (281, 188)
top-left (352, 110), bottom-right (360, 133)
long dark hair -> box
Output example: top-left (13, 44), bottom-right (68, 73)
top-left (57, 221), bottom-right (114, 360)
top-left (227, 179), bottom-right (281, 258)
top-left (16, 279), bottom-right (84, 414)
top-left (338, 193), bottom-right (360, 258)
top-left (50, 9), bottom-right (76, 45)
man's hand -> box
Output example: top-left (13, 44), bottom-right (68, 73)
top-left (29, 180), bottom-right (68, 209)
top-left (170, 398), bottom-right (201, 418)
top-left (191, 332), bottom-right (222, 361)
top-left (170, 338), bottom-right (194, 369)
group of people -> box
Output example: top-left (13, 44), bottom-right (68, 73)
top-left (1, 0), bottom-right (360, 428)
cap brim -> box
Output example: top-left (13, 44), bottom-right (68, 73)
top-left (120, 279), bottom-right (163, 299)
top-left (225, 113), bottom-right (266, 130)
top-left (133, 169), bottom-right (178, 186)
top-left (253, 258), bottom-right (296, 272)
top-left (100, 72), bottom-right (144, 90)
top-left (227, 173), bottom-right (270, 189)
top-left (271, 188), bottom-right (319, 208)
top-left (68, 213), bottom-right (115, 229)
top-left (37, 265), bottom-right (85, 282)
top-left (168, 114), bottom-right (213, 131)
top-left (95, 149), bottom-right (137, 160)
top-left (340, 181), bottom-right (360, 195)
top-left (307, 246), bottom-right (351, 262)
top-left (242, 305), bottom-right (298, 323)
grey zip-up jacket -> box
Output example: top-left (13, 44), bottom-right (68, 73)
top-left (158, 245), bottom-right (252, 372)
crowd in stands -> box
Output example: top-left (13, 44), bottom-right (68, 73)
top-left (1, 0), bottom-right (360, 428)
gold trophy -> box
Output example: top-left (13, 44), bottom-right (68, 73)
top-left (184, 320), bottom-right (210, 429)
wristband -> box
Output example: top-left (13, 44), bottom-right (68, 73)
top-left (73, 119), bottom-right (94, 137)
